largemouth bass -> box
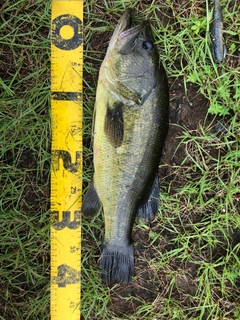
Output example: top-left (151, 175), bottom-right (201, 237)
top-left (81, 9), bottom-right (169, 286)
top-left (210, 0), bottom-right (226, 63)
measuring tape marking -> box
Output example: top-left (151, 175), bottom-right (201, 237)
top-left (52, 92), bottom-right (82, 101)
top-left (52, 14), bottom-right (83, 50)
top-left (51, 1), bottom-right (83, 319)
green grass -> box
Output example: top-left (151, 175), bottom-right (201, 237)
top-left (0, 1), bottom-right (51, 319)
top-left (1, 0), bottom-right (240, 319)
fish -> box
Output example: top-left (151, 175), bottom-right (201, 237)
top-left (210, 0), bottom-right (227, 63)
top-left (81, 9), bottom-right (169, 286)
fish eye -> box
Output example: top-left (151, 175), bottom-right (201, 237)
top-left (142, 40), bottom-right (154, 51)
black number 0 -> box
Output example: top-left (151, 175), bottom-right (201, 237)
top-left (51, 14), bottom-right (83, 50)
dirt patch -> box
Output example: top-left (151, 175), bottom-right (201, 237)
top-left (161, 77), bottom-right (209, 165)
top-left (2, 147), bottom-right (50, 211)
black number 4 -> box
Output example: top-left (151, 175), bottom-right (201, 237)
top-left (52, 264), bottom-right (80, 287)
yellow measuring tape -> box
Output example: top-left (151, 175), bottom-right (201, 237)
top-left (50, 1), bottom-right (83, 319)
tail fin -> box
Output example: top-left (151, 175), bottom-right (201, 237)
top-left (99, 244), bottom-right (134, 286)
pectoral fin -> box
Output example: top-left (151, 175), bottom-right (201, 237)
top-left (104, 101), bottom-right (124, 148)
top-left (81, 180), bottom-right (102, 218)
top-left (137, 175), bottom-right (160, 223)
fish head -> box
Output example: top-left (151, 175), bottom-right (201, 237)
top-left (103, 9), bottom-right (160, 104)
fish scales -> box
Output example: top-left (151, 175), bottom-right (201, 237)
top-left (81, 9), bottom-right (169, 286)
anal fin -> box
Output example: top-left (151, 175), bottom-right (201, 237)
top-left (137, 175), bottom-right (160, 223)
top-left (81, 180), bottom-right (102, 218)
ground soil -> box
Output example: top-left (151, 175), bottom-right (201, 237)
top-left (81, 4), bottom-right (240, 319)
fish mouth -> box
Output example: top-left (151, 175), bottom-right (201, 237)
top-left (115, 9), bottom-right (148, 40)
top-left (115, 8), bottom-right (133, 37)
top-left (107, 9), bottom-right (149, 53)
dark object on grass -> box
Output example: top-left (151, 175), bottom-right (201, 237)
top-left (210, 0), bottom-right (227, 63)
